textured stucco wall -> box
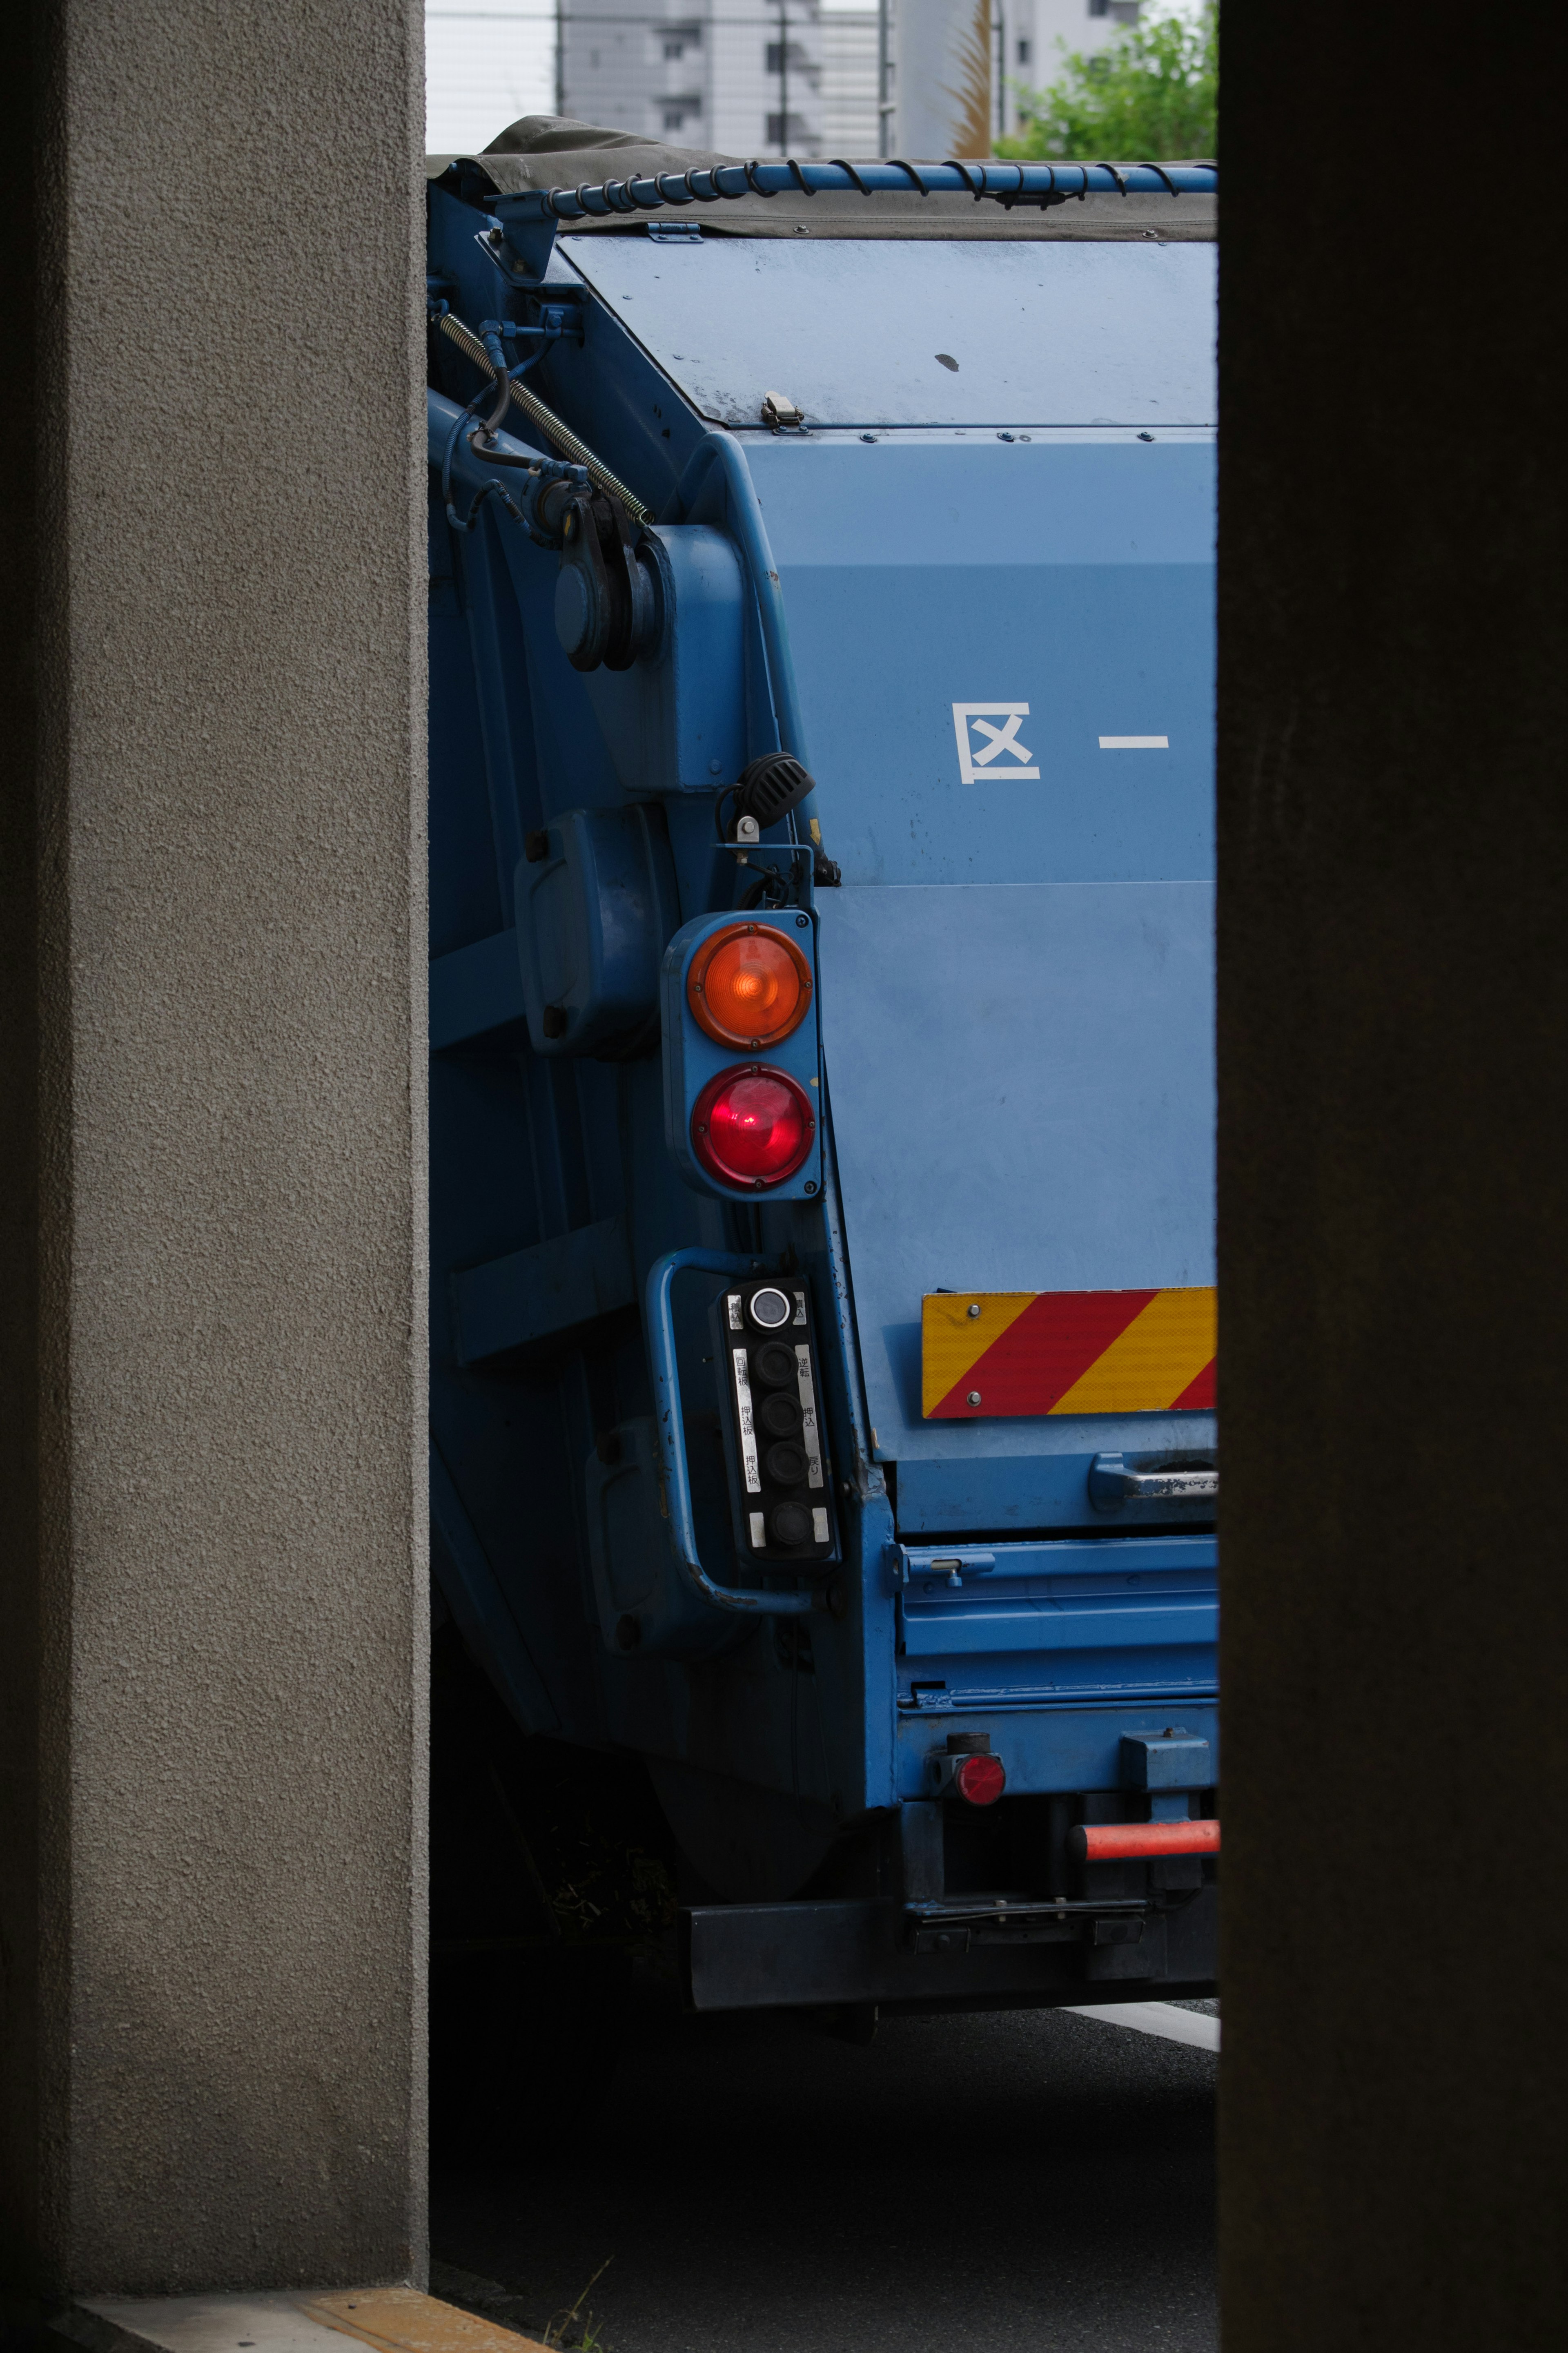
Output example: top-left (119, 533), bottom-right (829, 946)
top-left (1217, 4), bottom-right (1568, 2346)
top-left (2, 0), bottom-right (428, 2297)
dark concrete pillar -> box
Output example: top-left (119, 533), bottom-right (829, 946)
top-left (1, 0), bottom-right (428, 2299)
top-left (1218, 6), bottom-right (1568, 2344)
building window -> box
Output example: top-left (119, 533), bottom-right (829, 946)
top-left (663, 22), bottom-right (702, 58)
top-left (662, 93), bottom-right (702, 130)
top-left (1088, 0), bottom-right (1108, 15)
top-left (766, 111), bottom-right (810, 147)
top-left (1017, 36), bottom-right (1030, 63)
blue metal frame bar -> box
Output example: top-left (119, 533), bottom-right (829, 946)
top-left (491, 158), bottom-right (1215, 285)
top-left (670, 433), bottom-right (811, 766)
top-left (669, 434), bottom-right (820, 869)
top-left (646, 1246), bottom-right (818, 1617)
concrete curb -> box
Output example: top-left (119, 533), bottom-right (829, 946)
top-left (65, 2293), bottom-right (549, 2353)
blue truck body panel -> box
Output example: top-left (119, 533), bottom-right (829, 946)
top-left (425, 154), bottom-right (1219, 2006)
top-left (560, 233), bottom-right (1217, 428)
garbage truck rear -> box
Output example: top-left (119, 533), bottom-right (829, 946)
top-left (425, 138), bottom-right (1219, 2016)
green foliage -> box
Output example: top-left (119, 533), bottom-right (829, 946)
top-left (998, 3), bottom-right (1217, 162)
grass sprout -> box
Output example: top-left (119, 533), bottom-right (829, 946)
top-left (543, 2256), bottom-right (613, 2352)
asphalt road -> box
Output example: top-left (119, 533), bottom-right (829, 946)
top-left (430, 1998), bottom-right (1218, 2353)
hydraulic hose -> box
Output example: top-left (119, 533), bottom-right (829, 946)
top-left (436, 309), bottom-right (653, 525)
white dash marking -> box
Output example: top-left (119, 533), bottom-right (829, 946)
top-left (1099, 734), bottom-right (1170, 749)
top-left (1062, 2001), bottom-right (1219, 2052)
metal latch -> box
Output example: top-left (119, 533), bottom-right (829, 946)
top-left (760, 390), bottom-right (805, 428)
top-left (896, 1546), bottom-right (998, 1590)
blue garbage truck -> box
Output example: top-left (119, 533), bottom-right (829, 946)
top-left (425, 127), bottom-right (1218, 2024)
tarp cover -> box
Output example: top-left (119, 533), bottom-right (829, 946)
top-left (427, 115), bottom-right (1216, 243)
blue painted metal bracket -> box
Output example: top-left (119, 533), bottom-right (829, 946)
top-left (669, 434), bottom-right (808, 761)
top-left (455, 1214), bottom-right (636, 1363)
top-left (429, 927), bottom-right (526, 1049)
top-left (493, 161), bottom-right (1217, 281)
top-left (646, 1246), bottom-right (818, 1617)
top-left (816, 1112), bottom-right (881, 1501)
top-left (669, 433), bottom-right (820, 865)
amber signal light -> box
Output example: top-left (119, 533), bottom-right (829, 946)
top-left (687, 921), bottom-right (812, 1048)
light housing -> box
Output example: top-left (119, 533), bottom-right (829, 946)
top-left (687, 921), bottom-right (813, 1049)
top-left (662, 907), bottom-right (821, 1202)
top-left (690, 1064), bottom-right (815, 1190)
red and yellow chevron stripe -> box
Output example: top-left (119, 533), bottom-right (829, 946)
top-left (922, 1287), bottom-right (1216, 1420)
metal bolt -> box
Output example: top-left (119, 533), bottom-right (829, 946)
top-left (804, 1180), bottom-right (817, 1194)
top-left (967, 1302), bottom-right (981, 1318)
top-left (967, 1390), bottom-right (982, 1407)
top-left (796, 914), bottom-right (809, 928)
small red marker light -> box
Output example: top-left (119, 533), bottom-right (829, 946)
top-left (952, 1753), bottom-right (1006, 1807)
top-left (691, 1064), bottom-right (815, 1189)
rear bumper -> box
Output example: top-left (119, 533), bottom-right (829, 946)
top-left (682, 1884), bottom-right (1216, 2012)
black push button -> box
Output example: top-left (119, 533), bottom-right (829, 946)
top-left (755, 1341), bottom-right (797, 1388)
top-left (764, 1439), bottom-right (808, 1486)
top-left (769, 1501), bottom-right (812, 1548)
top-left (759, 1391), bottom-right (800, 1436)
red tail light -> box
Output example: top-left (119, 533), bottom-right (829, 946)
top-left (953, 1753), bottom-right (1007, 1807)
top-left (691, 1064), bottom-right (815, 1190)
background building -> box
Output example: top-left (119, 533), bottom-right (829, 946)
top-left (425, 0), bottom-right (1140, 162)
top-left (819, 4), bottom-right (880, 154)
top-left (557, 0), bottom-right (825, 156)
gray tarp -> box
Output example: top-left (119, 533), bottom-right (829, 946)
top-left (426, 114), bottom-right (1216, 243)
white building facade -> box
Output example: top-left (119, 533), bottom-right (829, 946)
top-left (819, 4), bottom-right (881, 156)
top-left (561, 0), bottom-right (827, 156)
top-left (550, 0), bottom-right (1139, 163)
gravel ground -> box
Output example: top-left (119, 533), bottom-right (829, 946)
top-left (431, 1997), bottom-right (1217, 2353)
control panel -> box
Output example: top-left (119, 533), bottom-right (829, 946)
top-left (710, 1278), bottom-right (838, 1570)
